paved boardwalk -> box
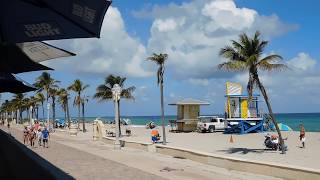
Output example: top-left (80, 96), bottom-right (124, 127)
top-left (1, 126), bottom-right (164, 180)
top-left (1, 125), bottom-right (281, 180)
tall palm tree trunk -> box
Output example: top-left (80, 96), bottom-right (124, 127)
top-left (46, 91), bottom-right (50, 127)
top-left (52, 99), bottom-right (56, 128)
top-left (160, 83), bottom-right (166, 145)
top-left (77, 93), bottom-right (81, 129)
top-left (117, 101), bottom-right (121, 136)
top-left (36, 106), bottom-right (39, 120)
top-left (15, 110), bottom-right (18, 124)
top-left (41, 101), bottom-right (44, 120)
top-left (26, 108), bottom-right (29, 122)
top-left (256, 75), bottom-right (285, 154)
top-left (19, 109), bottom-right (22, 123)
top-left (81, 102), bottom-right (86, 132)
top-left (66, 101), bottom-right (71, 128)
top-left (64, 108), bottom-right (67, 128)
top-left (78, 104), bottom-right (81, 129)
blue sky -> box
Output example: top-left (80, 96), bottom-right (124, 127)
top-left (5, 0), bottom-right (320, 117)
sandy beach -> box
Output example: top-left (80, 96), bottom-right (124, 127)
top-left (106, 124), bottom-right (320, 170)
top-left (1, 124), bottom-right (283, 180)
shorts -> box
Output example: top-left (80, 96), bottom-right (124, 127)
top-left (43, 138), bottom-right (48, 143)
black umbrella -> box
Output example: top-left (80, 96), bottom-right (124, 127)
top-left (0, 41), bottom-right (76, 73)
top-left (0, 0), bottom-right (112, 43)
top-left (0, 72), bottom-right (37, 93)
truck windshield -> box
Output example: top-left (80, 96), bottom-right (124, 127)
top-left (199, 118), bottom-right (211, 123)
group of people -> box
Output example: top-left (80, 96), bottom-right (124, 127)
top-left (264, 124), bottom-right (307, 151)
top-left (23, 121), bottom-right (50, 148)
top-left (0, 119), bottom-right (10, 129)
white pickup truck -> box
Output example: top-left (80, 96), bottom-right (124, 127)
top-left (197, 116), bottom-right (225, 133)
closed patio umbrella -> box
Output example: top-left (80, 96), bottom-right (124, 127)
top-left (0, 0), bottom-right (112, 43)
top-left (0, 72), bottom-right (37, 93)
top-left (0, 41), bottom-right (76, 73)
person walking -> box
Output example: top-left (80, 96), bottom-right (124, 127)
top-left (299, 124), bottom-right (306, 148)
top-left (7, 122), bottom-right (11, 135)
top-left (42, 127), bottom-right (50, 148)
top-left (36, 129), bottom-right (42, 147)
top-left (23, 126), bottom-right (29, 145)
top-left (29, 128), bottom-right (36, 147)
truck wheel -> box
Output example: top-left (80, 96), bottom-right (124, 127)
top-left (209, 126), bottom-right (215, 133)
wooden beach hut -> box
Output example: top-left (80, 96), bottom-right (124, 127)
top-left (169, 98), bottom-right (210, 132)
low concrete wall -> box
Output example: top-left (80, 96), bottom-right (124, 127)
top-left (0, 129), bottom-right (74, 180)
top-left (156, 145), bottom-right (320, 180)
top-left (102, 137), bottom-right (155, 152)
top-left (102, 136), bottom-right (320, 180)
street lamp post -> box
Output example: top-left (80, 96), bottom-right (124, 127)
top-left (112, 84), bottom-right (122, 150)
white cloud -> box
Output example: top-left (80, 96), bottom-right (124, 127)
top-left (154, 18), bottom-right (181, 32)
top-left (45, 7), bottom-right (152, 78)
top-left (142, 0), bottom-right (297, 79)
top-left (188, 78), bottom-right (209, 86)
top-left (169, 93), bottom-right (175, 98)
top-left (133, 86), bottom-right (149, 102)
top-left (287, 52), bottom-right (316, 71)
top-left (202, 0), bottom-right (257, 31)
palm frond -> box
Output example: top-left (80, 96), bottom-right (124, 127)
top-left (258, 62), bottom-right (288, 72)
top-left (217, 61), bottom-right (248, 72)
top-left (121, 86), bottom-right (136, 100)
top-left (258, 54), bottom-right (283, 64)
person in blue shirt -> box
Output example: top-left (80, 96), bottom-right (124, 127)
top-left (41, 127), bottom-right (50, 148)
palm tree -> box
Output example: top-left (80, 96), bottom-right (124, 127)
top-left (35, 92), bottom-right (45, 119)
top-left (0, 100), bottom-right (10, 122)
top-left (34, 72), bottom-right (59, 101)
top-left (49, 88), bottom-right (59, 126)
top-left (146, 53), bottom-right (168, 145)
top-left (218, 31), bottom-right (287, 154)
top-left (34, 72), bottom-right (59, 126)
top-left (58, 88), bottom-right (71, 128)
top-left (81, 95), bottom-right (89, 130)
top-left (94, 75), bottom-right (135, 135)
top-left (12, 93), bottom-right (25, 123)
top-left (28, 96), bottom-right (38, 120)
top-left (68, 79), bottom-right (89, 131)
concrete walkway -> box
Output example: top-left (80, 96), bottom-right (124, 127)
top-left (1, 126), bottom-right (164, 180)
top-left (1, 125), bottom-right (281, 180)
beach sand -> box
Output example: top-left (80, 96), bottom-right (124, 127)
top-left (110, 124), bottom-right (320, 170)
top-left (2, 124), bottom-right (282, 180)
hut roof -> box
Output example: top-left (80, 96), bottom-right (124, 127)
top-left (169, 98), bottom-right (210, 105)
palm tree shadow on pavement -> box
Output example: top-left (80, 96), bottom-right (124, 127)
top-left (217, 147), bottom-right (277, 155)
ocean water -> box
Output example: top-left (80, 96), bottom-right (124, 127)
top-left (274, 113), bottom-right (320, 132)
top-left (57, 113), bottom-right (320, 132)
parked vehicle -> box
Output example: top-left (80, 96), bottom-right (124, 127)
top-left (197, 116), bottom-right (225, 133)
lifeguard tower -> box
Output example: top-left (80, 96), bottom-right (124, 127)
top-left (169, 98), bottom-right (210, 132)
top-left (224, 82), bottom-right (264, 134)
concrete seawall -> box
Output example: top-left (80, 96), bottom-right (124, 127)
top-left (103, 136), bottom-right (320, 180)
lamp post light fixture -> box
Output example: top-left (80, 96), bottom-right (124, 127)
top-left (112, 84), bottom-right (122, 149)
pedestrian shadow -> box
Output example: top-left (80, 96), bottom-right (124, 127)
top-left (217, 147), bottom-right (272, 155)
